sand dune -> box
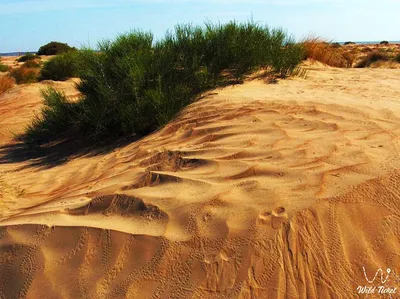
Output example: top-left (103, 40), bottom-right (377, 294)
top-left (1, 64), bottom-right (400, 298)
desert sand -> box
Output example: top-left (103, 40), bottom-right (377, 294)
top-left (1, 62), bottom-right (400, 298)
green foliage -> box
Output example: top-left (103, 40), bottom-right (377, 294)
top-left (380, 40), bottom-right (389, 45)
top-left (356, 51), bottom-right (389, 68)
top-left (24, 88), bottom-right (81, 143)
top-left (17, 53), bottom-right (39, 62)
top-left (24, 21), bottom-right (304, 143)
top-left (39, 51), bottom-right (81, 81)
top-left (37, 41), bottom-right (76, 55)
top-left (0, 61), bottom-right (9, 72)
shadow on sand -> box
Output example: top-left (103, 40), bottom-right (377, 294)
top-left (0, 136), bottom-right (139, 171)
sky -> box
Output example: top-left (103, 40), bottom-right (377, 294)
top-left (0, 0), bottom-right (399, 52)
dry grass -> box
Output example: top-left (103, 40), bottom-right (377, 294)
top-left (9, 65), bottom-right (39, 84)
top-left (302, 37), bottom-right (354, 68)
top-left (0, 76), bottom-right (15, 94)
top-left (355, 51), bottom-right (390, 68)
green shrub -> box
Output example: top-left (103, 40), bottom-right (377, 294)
top-left (356, 51), bottom-right (389, 68)
top-left (0, 61), bottom-right (9, 72)
top-left (39, 51), bottom-right (81, 81)
top-left (17, 53), bottom-right (39, 62)
top-left (37, 41), bottom-right (76, 55)
top-left (395, 53), bottom-right (400, 63)
top-left (24, 88), bottom-right (81, 143)
top-left (380, 40), bottom-right (389, 45)
top-left (24, 21), bottom-right (304, 143)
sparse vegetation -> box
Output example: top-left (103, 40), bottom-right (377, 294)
top-left (37, 41), bottom-right (76, 55)
top-left (23, 21), bottom-right (304, 143)
top-left (39, 51), bottom-right (81, 81)
top-left (302, 37), bottom-right (354, 67)
top-left (355, 51), bottom-right (389, 68)
top-left (0, 75), bottom-right (15, 94)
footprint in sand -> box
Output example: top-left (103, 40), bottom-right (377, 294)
top-left (258, 207), bottom-right (288, 229)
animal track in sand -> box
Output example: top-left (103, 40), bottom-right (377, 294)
top-left (257, 207), bottom-right (288, 229)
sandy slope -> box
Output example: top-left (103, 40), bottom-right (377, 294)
top-left (1, 64), bottom-right (400, 298)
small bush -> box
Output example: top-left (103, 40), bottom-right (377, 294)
top-left (302, 37), bottom-right (354, 67)
top-left (37, 41), bottom-right (76, 55)
top-left (380, 40), bottom-right (389, 45)
top-left (39, 51), bottom-right (81, 81)
top-left (0, 76), bottom-right (15, 94)
top-left (0, 61), bottom-right (9, 72)
top-left (395, 53), bottom-right (400, 63)
top-left (356, 51), bottom-right (389, 68)
top-left (17, 53), bottom-right (39, 62)
top-left (10, 65), bottom-right (39, 84)
top-left (344, 41), bottom-right (355, 45)
top-left (24, 88), bottom-right (81, 143)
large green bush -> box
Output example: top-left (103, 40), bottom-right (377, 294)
top-left (37, 41), bottom-right (76, 55)
top-left (24, 21), bottom-right (304, 143)
top-left (39, 51), bottom-right (81, 81)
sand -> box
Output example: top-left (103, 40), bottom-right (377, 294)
top-left (1, 63), bottom-right (400, 298)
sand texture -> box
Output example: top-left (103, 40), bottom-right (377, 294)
top-left (1, 64), bottom-right (400, 298)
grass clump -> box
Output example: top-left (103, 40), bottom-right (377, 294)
top-left (23, 21), bottom-right (304, 143)
top-left (0, 76), bottom-right (15, 94)
top-left (10, 64), bottom-right (39, 84)
top-left (356, 51), bottom-right (389, 68)
top-left (38, 41), bottom-right (76, 55)
top-left (39, 51), bottom-right (81, 81)
top-left (302, 37), bottom-right (354, 67)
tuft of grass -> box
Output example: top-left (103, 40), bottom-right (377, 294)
top-left (9, 65), bottom-right (39, 84)
top-left (302, 37), bottom-right (354, 67)
top-left (0, 76), bottom-right (15, 94)
top-left (23, 20), bottom-right (304, 143)
top-left (355, 51), bottom-right (389, 68)
top-left (39, 51), bottom-right (81, 81)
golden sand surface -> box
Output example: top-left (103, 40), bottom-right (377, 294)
top-left (1, 63), bottom-right (400, 298)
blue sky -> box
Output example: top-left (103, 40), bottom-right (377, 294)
top-left (0, 0), bottom-right (399, 52)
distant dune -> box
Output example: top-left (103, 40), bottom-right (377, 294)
top-left (1, 62), bottom-right (400, 298)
